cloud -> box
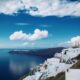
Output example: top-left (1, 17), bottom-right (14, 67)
top-left (1, 0), bottom-right (80, 17)
top-left (22, 42), bottom-right (29, 46)
top-left (67, 36), bottom-right (80, 48)
top-left (59, 36), bottom-right (80, 48)
top-left (22, 42), bottom-right (35, 47)
top-left (9, 29), bottom-right (48, 41)
top-left (0, 0), bottom-right (80, 17)
top-left (0, 1), bottom-right (24, 15)
top-left (15, 23), bottom-right (29, 26)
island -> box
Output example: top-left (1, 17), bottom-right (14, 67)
top-left (9, 47), bottom-right (64, 58)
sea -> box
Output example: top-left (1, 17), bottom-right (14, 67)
top-left (0, 49), bottom-right (47, 80)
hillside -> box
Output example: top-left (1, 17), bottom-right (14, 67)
top-left (19, 48), bottom-right (80, 80)
top-left (46, 55), bottom-right (80, 80)
top-left (25, 59), bottom-right (80, 80)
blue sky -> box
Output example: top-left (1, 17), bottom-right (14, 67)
top-left (0, 0), bottom-right (80, 48)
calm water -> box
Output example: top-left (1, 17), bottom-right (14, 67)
top-left (0, 49), bottom-right (47, 80)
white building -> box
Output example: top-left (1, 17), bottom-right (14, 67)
top-left (55, 48), bottom-right (80, 63)
top-left (23, 48), bottom-right (80, 80)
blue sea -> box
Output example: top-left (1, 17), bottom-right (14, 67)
top-left (0, 49), bottom-right (47, 80)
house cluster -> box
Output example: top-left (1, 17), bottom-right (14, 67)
top-left (23, 48), bottom-right (80, 80)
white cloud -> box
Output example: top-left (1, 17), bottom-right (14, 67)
top-left (59, 36), bottom-right (80, 48)
top-left (0, 0), bottom-right (80, 17)
top-left (0, 1), bottom-right (24, 15)
top-left (15, 23), bottom-right (29, 26)
top-left (57, 42), bottom-right (68, 47)
top-left (22, 42), bottom-right (35, 47)
top-left (22, 42), bottom-right (29, 46)
top-left (67, 36), bottom-right (80, 48)
top-left (9, 29), bottom-right (48, 41)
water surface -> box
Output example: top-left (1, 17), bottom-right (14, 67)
top-left (0, 49), bottom-right (47, 80)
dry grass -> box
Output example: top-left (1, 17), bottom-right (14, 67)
top-left (46, 72), bottom-right (65, 80)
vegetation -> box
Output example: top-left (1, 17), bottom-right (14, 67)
top-left (46, 72), bottom-right (65, 80)
top-left (71, 54), bottom-right (80, 69)
top-left (71, 60), bottom-right (80, 69)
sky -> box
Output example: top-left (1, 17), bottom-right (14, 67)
top-left (0, 0), bottom-right (80, 49)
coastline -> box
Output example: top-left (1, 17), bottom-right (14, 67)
top-left (21, 48), bottom-right (80, 80)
